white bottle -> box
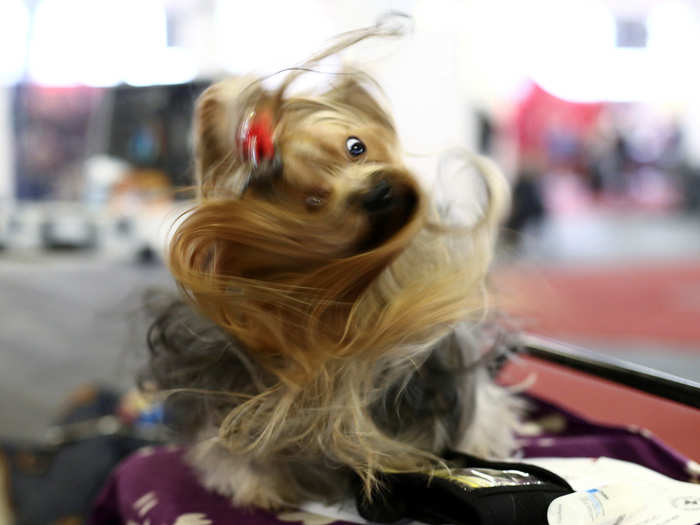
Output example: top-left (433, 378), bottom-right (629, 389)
top-left (547, 483), bottom-right (657, 525)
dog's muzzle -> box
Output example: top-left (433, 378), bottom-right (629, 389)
top-left (355, 172), bottom-right (419, 251)
top-left (361, 178), bottom-right (395, 212)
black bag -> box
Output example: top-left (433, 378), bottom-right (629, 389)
top-left (355, 451), bottom-right (573, 525)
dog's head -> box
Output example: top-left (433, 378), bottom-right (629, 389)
top-left (167, 22), bottom-right (509, 386)
top-left (197, 73), bottom-right (423, 258)
top-left (168, 72), bottom-right (443, 376)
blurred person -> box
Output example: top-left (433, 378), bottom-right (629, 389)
top-left (504, 161), bottom-right (546, 243)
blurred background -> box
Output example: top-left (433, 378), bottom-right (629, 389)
top-left (1, 0), bottom-right (700, 440)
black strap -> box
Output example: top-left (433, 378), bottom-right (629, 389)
top-left (355, 451), bottom-right (573, 525)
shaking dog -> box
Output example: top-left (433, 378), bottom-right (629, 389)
top-left (145, 23), bottom-right (519, 510)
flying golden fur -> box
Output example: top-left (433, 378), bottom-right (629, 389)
top-left (146, 20), bottom-right (518, 510)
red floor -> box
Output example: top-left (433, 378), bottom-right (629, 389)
top-left (495, 260), bottom-right (700, 462)
top-left (494, 259), bottom-right (700, 347)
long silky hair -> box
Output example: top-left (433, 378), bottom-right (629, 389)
top-left (148, 17), bottom-right (511, 505)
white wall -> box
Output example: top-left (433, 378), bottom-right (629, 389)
top-left (187, 0), bottom-right (479, 184)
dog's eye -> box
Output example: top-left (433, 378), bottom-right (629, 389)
top-left (345, 137), bottom-right (366, 157)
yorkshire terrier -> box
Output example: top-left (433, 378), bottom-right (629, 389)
top-left (144, 22), bottom-right (519, 511)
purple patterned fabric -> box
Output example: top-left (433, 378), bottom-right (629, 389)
top-left (89, 445), bottom-right (359, 525)
top-left (89, 396), bottom-right (698, 524)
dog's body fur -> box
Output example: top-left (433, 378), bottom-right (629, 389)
top-left (145, 24), bottom-right (519, 510)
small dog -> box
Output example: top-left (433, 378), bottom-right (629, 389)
top-left (145, 22), bottom-right (519, 510)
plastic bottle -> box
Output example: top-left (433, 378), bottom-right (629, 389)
top-left (547, 483), bottom-right (657, 525)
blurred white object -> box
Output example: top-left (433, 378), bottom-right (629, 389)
top-left (547, 483), bottom-right (655, 525)
top-left (0, 0), bottom-right (29, 85)
top-left (215, 0), bottom-right (334, 75)
top-left (39, 203), bottom-right (97, 250)
top-left (83, 155), bottom-right (131, 205)
top-left (28, 0), bottom-right (192, 87)
top-left (5, 205), bottom-right (42, 250)
top-left (528, 457), bottom-right (700, 525)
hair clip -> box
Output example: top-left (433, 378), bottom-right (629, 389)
top-left (237, 110), bottom-right (280, 194)
top-left (238, 110), bottom-right (275, 168)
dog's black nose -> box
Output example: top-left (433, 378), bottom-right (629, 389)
top-left (355, 174), bottom-right (419, 252)
top-left (362, 179), bottom-right (394, 212)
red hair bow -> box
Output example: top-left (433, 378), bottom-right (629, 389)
top-left (239, 111), bottom-right (275, 166)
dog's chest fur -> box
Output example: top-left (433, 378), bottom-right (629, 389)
top-left (145, 300), bottom-right (518, 508)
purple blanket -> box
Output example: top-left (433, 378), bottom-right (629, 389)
top-left (89, 397), bottom-right (699, 524)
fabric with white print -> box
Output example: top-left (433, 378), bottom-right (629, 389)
top-left (88, 395), bottom-right (698, 525)
top-left (174, 513), bottom-right (214, 524)
top-left (87, 445), bottom-right (360, 525)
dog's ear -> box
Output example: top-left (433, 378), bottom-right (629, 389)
top-left (194, 77), bottom-right (264, 196)
top-left (324, 76), bottom-right (395, 130)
